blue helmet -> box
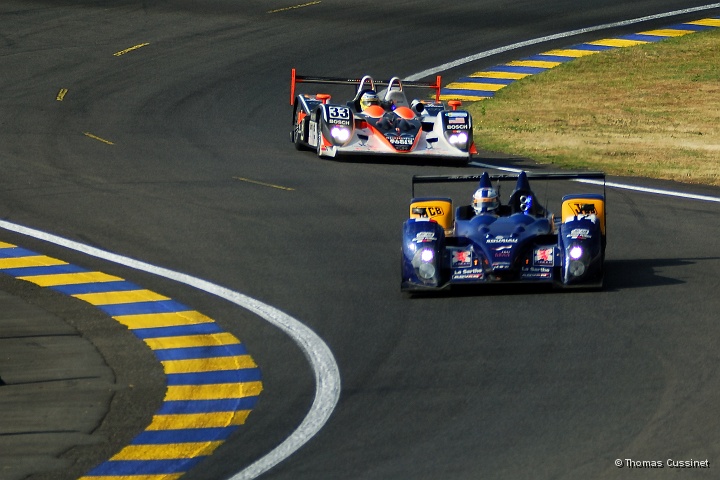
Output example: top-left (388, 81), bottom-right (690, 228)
top-left (473, 186), bottom-right (499, 215)
top-left (473, 172), bottom-right (499, 215)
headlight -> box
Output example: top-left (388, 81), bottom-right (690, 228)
top-left (418, 262), bottom-right (436, 279)
top-left (567, 244), bottom-right (586, 277)
top-left (569, 245), bottom-right (583, 260)
top-left (448, 131), bottom-right (468, 146)
top-left (568, 260), bottom-right (586, 277)
top-left (412, 248), bottom-right (437, 280)
top-left (330, 125), bottom-right (351, 143)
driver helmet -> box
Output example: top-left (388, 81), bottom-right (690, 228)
top-left (473, 187), bottom-right (499, 215)
top-left (359, 91), bottom-right (380, 111)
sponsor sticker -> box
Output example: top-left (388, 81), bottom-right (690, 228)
top-left (386, 135), bottom-right (414, 145)
top-left (385, 133), bottom-right (415, 151)
top-left (534, 247), bottom-right (554, 266)
top-left (568, 228), bottom-right (591, 239)
top-left (425, 206), bottom-right (444, 217)
top-left (452, 250), bottom-right (473, 268)
top-left (570, 203), bottom-right (597, 215)
top-left (309, 122), bottom-right (317, 146)
top-left (521, 266), bottom-right (552, 279)
top-left (486, 235), bottom-right (518, 244)
top-left (414, 231), bottom-right (436, 243)
top-left (327, 106), bottom-right (350, 120)
top-left (452, 267), bottom-right (484, 280)
top-left (492, 245), bottom-right (512, 258)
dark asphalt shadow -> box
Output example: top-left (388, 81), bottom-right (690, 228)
top-left (401, 257), bottom-right (718, 299)
top-left (603, 257), bottom-right (717, 290)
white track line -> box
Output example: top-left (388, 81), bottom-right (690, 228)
top-left (470, 161), bottom-right (720, 203)
top-left (407, 3), bottom-right (720, 81)
top-left (575, 179), bottom-right (720, 203)
top-left (0, 219), bottom-right (341, 480)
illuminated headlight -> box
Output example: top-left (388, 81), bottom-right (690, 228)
top-left (412, 248), bottom-right (436, 280)
top-left (448, 131), bottom-right (468, 146)
top-left (567, 244), bottom-right (587, 277)
top-left (330, 125), bottom-right (351, 143)
top-left (569, 245), bottom-right (583, 260)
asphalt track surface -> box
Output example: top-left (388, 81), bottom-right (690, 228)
top-left (1, 1), bottom-right (719, 479)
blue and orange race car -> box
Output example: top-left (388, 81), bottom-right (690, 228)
top-left (290, 69), bottom-right (477, 163)
top-left (401, 171), bottom-right (607, 291)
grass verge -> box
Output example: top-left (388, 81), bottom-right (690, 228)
top-left (467, 28), bottom-right (720, 186)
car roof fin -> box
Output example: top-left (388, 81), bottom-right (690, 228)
top-left (478, 171), bottom-right (492, 189)
top-left (514, 171), bottom-right (531, 192)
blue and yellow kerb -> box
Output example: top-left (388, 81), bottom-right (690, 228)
top-left (0, 241), bottom-right (263, 479)
top-left (440, 17), bottom-right (720, 101)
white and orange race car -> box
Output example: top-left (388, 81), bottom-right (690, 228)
top-left (290, 69), bottom-right (477, 163)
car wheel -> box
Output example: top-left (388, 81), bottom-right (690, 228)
top-left (316, 123), bottom-right (323, 157)
top-left (293, 109), bottom-right (305, 151)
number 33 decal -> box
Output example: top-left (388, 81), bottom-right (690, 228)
top-left (328, 106), bottom-right (350, 119)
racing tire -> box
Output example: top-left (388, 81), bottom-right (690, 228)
top-left (316, 124), bottom-right (323, 158)
top-left (293, 109), bottom-right (306, 151)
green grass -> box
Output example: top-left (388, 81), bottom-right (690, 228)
top-left (466, 27), bottom-right (720, 186)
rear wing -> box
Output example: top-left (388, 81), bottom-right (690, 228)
top-left (411, 171), bottom-right (606, 197)
top-left (290, 68), bottom-right (442, 105)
